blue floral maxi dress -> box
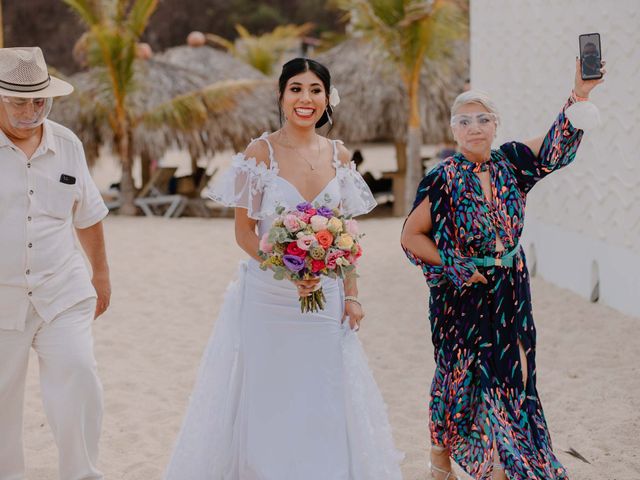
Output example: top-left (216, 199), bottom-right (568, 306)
top-left (404, 97), bottom-right (584, 479)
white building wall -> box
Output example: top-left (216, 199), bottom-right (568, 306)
top-left (470, 0), bottom-right (640, 316)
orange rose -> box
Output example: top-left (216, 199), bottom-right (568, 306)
top-left (315, 230), bottom-right (334, 249)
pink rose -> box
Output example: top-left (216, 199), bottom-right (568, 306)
top-left (345, 219), bottom-right (359, 236)
top-left (283, 214), bottom-right (301, 232)
top-left (259, 233), bottom-right (273, 253)
top-left (300, 213), bottom-right (313, 223)
top-left (296, 234), bottom-right (316, 251)
top-left (325, 249), bottom-right (346, 270)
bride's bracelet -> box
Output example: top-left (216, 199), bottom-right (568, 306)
top-left (345, 296), bottom-right (361, 307)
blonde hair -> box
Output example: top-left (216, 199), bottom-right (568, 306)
top-left (451, 90), bottom-right (500, 123)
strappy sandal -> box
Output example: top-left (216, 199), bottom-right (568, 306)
top-left (429, 445), bottom-right (458, 480)
top-left (429, 462), bottom-right (459, 480)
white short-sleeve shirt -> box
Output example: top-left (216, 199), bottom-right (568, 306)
top-left (0, 120), bottom-right (108, 331)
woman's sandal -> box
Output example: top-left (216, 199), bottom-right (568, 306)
top-left (429, 445), bottom-right (458, 480)
top-left (429, 462), bottom-right (459, 480)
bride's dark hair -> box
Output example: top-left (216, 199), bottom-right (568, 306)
top-left (278, 57), bottom-right (333, 129)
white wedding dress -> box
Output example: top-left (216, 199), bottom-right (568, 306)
top-left (164, 133), bottom-right (403, 480)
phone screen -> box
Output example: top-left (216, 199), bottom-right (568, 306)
top-left (579, 33), bottom-right (602, 80)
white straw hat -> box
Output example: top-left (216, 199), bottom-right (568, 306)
top-left (0, 47), bottom-right (73, 98)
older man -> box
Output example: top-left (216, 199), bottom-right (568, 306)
top-left (0, 47), bottom-right (110, 480)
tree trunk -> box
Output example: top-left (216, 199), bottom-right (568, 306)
top-left (140, 149), bottom-right (153, 189)
top-left (394, 140), bottom-right (407, 172)
top-left (405, 126), bottom-right (422, 215)
top-left (117, 128), bottom-right (137, 215)
top-left (404, 67), bottom-right (423, 216)
top-left (391, 141), bottom-right (407, 217)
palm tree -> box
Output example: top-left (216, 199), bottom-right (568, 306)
top-left (335, 0), bottom-right (467, 214)
top-left (63, 0), bottom-right (158, 214)
top-left (207, 23), bottom-right (314, 76)
top-left (63, 0), bottom-right (262, 214)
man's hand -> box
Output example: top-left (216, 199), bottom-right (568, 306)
top-left (76, 221), bottom-right (110, 319)
top-left (92, 272), bottom-right (111, 319)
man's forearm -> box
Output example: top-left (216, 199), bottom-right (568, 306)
top-left (76, 221), bottom-right (109, 276)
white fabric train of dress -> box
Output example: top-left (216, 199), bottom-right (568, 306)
top-left (164, 133), bottom-right (403, 480)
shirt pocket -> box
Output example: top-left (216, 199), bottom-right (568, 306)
top-left (45, 178), bottom-right (78, 220)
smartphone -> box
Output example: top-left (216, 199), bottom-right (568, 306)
top-left (579, 33), bottom-right (603, 80)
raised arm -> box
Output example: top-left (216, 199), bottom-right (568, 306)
top-left (505, 58), bottom-right (605, 192)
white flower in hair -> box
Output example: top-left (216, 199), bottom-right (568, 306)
top-left (329, 86), bottom-right (340, 107)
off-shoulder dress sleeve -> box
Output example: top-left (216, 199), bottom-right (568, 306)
top-left (336, 161), bottom-right (377, 217)
top-left (207, 152), bottom-right (278, 220)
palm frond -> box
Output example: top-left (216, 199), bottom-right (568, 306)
top-left (63, 0), bottom-right (103, 26)
top-left (210, 23), bottom-right (313, 75)
top-left (127, 0), bottom-right (158, 37)
top-left (205, 33), bottom-right (235, 52)
top-left (113, 0), bottom-right (128, 23)
top-left (337, 0), bottom-right (466, 73)
top-left (140, 79), bottom-right (269, 131)
top-left (235, 24), bottom-right (252, 40)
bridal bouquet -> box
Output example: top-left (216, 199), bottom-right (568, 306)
top-left (258, 202), bottom-right (363, 313)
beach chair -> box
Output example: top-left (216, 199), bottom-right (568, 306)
top-left (134, 166), bottom-right (187, 218)
top-left (181, 167), bottom-right (219, 217)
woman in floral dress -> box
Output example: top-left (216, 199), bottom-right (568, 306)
top-left (401, 58), bottom-right (605, 479)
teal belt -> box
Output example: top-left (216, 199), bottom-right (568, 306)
top-left (470, 243), bottom-right (520, 268)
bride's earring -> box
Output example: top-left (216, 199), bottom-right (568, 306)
top-left (326, 105), bottom-right (333, 126)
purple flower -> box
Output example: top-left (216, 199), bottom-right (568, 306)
top-left (296, 202), bottom-right (313, 213)
top-left (283, 254), bottom-right (305, 272)
top-left (316, 206), bottom-right (334, 218)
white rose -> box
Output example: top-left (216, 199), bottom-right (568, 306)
top-left (310, 214), bottom-right (329, 232)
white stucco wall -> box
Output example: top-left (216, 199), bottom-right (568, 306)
top-left (470, 0), bottom-right (640, 316)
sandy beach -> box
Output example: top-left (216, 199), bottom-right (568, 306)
top-left (21, 216), bottom-right (640, 480)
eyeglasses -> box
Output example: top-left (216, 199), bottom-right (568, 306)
top-left (450, 112), bottom-right (498, 130)
top-left (1, 96), bottom-right (48, 109)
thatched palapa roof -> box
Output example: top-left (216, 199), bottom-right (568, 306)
top-left (51, 59), bottom-right (212, 161)
top-left (315, 38), bottom-right (468, 145)
top-left (156, 45), bottom-right (280, 150)
top-left (51, 49), bottom-right (279, 163)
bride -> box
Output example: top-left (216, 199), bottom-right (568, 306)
top-left (164, 58), bottom-right (403, 480)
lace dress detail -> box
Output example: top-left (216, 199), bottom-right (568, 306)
top-left (207, 134), bottom-right (283, 220)
top-left (208, 133), bottom-right (376, 220)
top-left (331, 140), bottom-right (377, 217)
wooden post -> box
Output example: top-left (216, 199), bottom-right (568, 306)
top-left (393, 141), bottom-right (408, 217)
top-left (0, 0), bottom-right (4, 49)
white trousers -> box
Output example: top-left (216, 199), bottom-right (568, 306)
top-left (0, 298), bottom-right (103, 480)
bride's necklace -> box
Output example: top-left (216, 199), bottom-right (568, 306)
top-left (279, 129), bottom-right (321, 171)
